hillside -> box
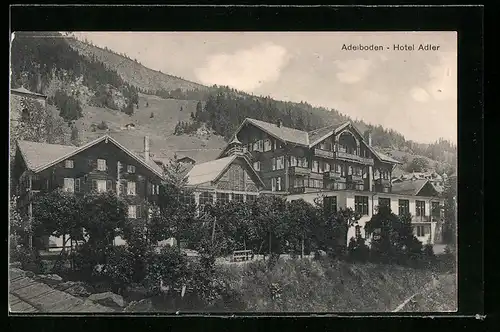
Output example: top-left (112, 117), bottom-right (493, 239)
top-left (10, 32), bottom-right (456, 174)
top-left (66, 38), bottom-right (208, 93)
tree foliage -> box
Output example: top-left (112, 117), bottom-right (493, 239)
top-left (406, 156), bottom-right (430, 173)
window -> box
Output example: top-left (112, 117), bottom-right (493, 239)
top-left (355, 166), bottom-right (362, 176)
top-left (97, 159), bottom-right (107, 171)
top-left (107, 180), bottom-right (113, 192)
top-left (297, 157), bottom-right (308, 168)
top-left (92, 179), bottom-right (107, 193)
top-left (332, 182), bottom-right (347, 190)
top-left (233, 194), bottom-right (244, 202)
top-left (272, 157), bottom-right (277, 171)
top-left (355, 196), bottom-right (369, 215)
top-left (264, 139), bottom-right (272, 152)
top-left (271, 178), bottom-right (276, 191)
top-left (75, 178), bottom-right (81, 192)
top-left (216, 192), bottom-right (230, 204)
top-left (431, 202), bottom-right (441, 218)
top-left (312, 160), bottom-right (319, 173)
top-left (63, 178), bottom-right (75, 192)
top-left (127, 165), bottom-right (136, 173)
top-left (334, 163), bottom-right (342, 173)
top-left (294, 177), bottom-right (305, 188)
top-left (290, 156), bottom-right (297, 167)
top-left (276, 177), bottom-right (282, 191)
top-left (127, 181), bottom-right (136, 196)
top-left (416, 200), bottom-right (426, 217)
top-left (310, 179), bottom-right (323, 188)
top-left (128, 205), bottom-right (137, 219)
top-left (378, 197), bottom-right (391, 209)
top-left (415, 225), bottom-right (429, 237)
top-left (65, 160), bottom-right (74, 169)
top-left (276, 156), bottom-right (285, 170)
top-left (323, 196), bottom-right (337, 215)
top-left (348, 165), bottom-right (353, 175)
top-left (199, 192), bottom-right (214, 207)
top-left (398, 199), bottom-right (410, 216)
top-left (253, 161), bottom-right (261, 171)
top-left (323, 162), bottom-right (331, 172)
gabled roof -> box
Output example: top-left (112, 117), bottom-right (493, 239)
top-left (391, 179), bottom-right (437, 196)
top-left (184, 154), bottom-right (264, 187)
top-left (11, 87), bottom-right (48, 99)
top-left (17, 141), bottom-right (79, 171)
top-left (241, 118), bottom-right (310, 146)
top-left (374, 151), bottom-right (402, 164)
top-left (17, 135), bottom-right (164, 179)
top-left (307, 122), bottom-right (349, 147)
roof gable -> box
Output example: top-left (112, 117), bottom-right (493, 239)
top-left (18, 135), bottom-right (164, 179)
top-left (307, 122), bottom-right (349, 147)
top-left (391, 179), bottom-right (438, 196)
top-left (185, 154), bottom-right (264, 188)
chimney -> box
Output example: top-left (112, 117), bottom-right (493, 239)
top-left (144, 136), bottom-right (150, 162)
top-left (276, 119), bottom-right (283, 128)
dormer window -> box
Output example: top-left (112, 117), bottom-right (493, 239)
top-left (127, 165), bottom-right (136, 173)
top-left (65, 160), bottom-right (74, 169)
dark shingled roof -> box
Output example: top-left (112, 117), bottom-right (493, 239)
top-left (391, 179), bottom-right (430, 196)
top-left (245, 118), bottom-right (310, 146)
top-left (17, 140), bottom-right (78, 171)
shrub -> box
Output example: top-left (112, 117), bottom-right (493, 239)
top-left (96, 121), bottom-right (108, 130)
top-left (144, 246), bottom-right (189, 295)
top-left (94, 246), bottom-right (135, 294)
top-left (347, 237), bottom-right (370, 262)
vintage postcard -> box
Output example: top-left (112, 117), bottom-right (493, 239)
top-left (9, 31), bottom-right (457, 313)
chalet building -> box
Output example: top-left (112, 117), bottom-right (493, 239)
top-left (184, 139), bottom-right (266, 212)
top-left (12, 135), bottom-right (163, 250)
top-left (189, 118), bottom-right (445, 245)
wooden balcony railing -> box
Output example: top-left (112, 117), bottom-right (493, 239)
top-left (347, 174), bottom-right (364, 183)
top-left (335, 151), bottom-right (374, 165)
top-left (289, 166), bottom-right (311, 176)
top-left (314, 148), bottom-right (334, 159)
top-left (323, 171), bottom-right (345, 181)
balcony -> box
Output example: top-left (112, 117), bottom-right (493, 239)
top-left (335, 151), bottom-right (374, 165)
top-left (411, 215), bottom-right (432, 223)
top-left (347, 174), bottom-right (364, 183)
top-left (289, 166), bottom-right (311, 176)
top-left (289, 186), bottom-right (325, 194)
top-left (314, 148), bottom-right (334, 159)
top-left (323, 171), bottom-right (345, 182)
top-left (375, 178), bottom-right (391, 187)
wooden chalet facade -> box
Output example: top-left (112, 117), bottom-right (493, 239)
top-left (12, 135), bottom-right (163, 250)
top-left (211, 118), bottom-right (445, 245)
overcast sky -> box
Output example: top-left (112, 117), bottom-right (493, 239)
top-left (72, 32), bottom-right (457, 144)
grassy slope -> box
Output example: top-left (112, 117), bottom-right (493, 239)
top-left (66, 39), bottom-right (207, 92)
top-left (74, 93), bottom-right (225, 162)
top-left (218, 258), bottom-right (454, 312)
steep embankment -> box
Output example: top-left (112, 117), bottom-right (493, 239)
top-left (219, 259), bottom-right (457, 312)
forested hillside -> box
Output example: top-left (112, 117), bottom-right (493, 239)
top-left (10, 32), bottom-right (456, 174)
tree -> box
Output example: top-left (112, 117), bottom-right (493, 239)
top-left (441, 175), bottom-right (457, 249)
top-left (365, 205), bottom-right (423, 264)
top-left (195, 101), bottom-right (203, 118)
top-left (251, 196), bottom-right (288, 258)
top-left (10, 98), bottom-right (67, 157)
top-left (285, 199), bottom-right (318, 258)
top-left (70, 125), bottom-right (80, 146)
top-left (406, 157), bottom-right (430, 173)
top-left (123, 102), bottom-right (134, 115)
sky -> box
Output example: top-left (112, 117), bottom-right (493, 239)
top-left (71, 32), bottom-right (457, 144)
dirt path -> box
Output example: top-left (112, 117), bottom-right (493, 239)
top-left (392, 273), bottom-right (457, 312)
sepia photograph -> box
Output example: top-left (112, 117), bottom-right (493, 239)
top-left (9, 30), bottom-right (458, 314)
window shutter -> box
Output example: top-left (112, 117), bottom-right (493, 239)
top-left (137, 205), bottom-right (141, 218)
top-left (92, 180), bottom-right (98, 191)
top-left (75, 178), bottom-right (81, 192)
top-left (107, 180), bottom-right (113, 192)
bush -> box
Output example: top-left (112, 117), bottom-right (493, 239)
top-left (150, 112), bottom-right (154, 118)
top-left (94, 246), bottom-right (135, 294)
top-left (347, 237), bottom-right (370, 262)
top-left (96, 121), bottom-right (108, 130)
top-left (144, 246), bottom-right (189, 295)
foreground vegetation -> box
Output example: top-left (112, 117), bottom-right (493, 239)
top-left (9, 160), bottom-right (457, 311)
